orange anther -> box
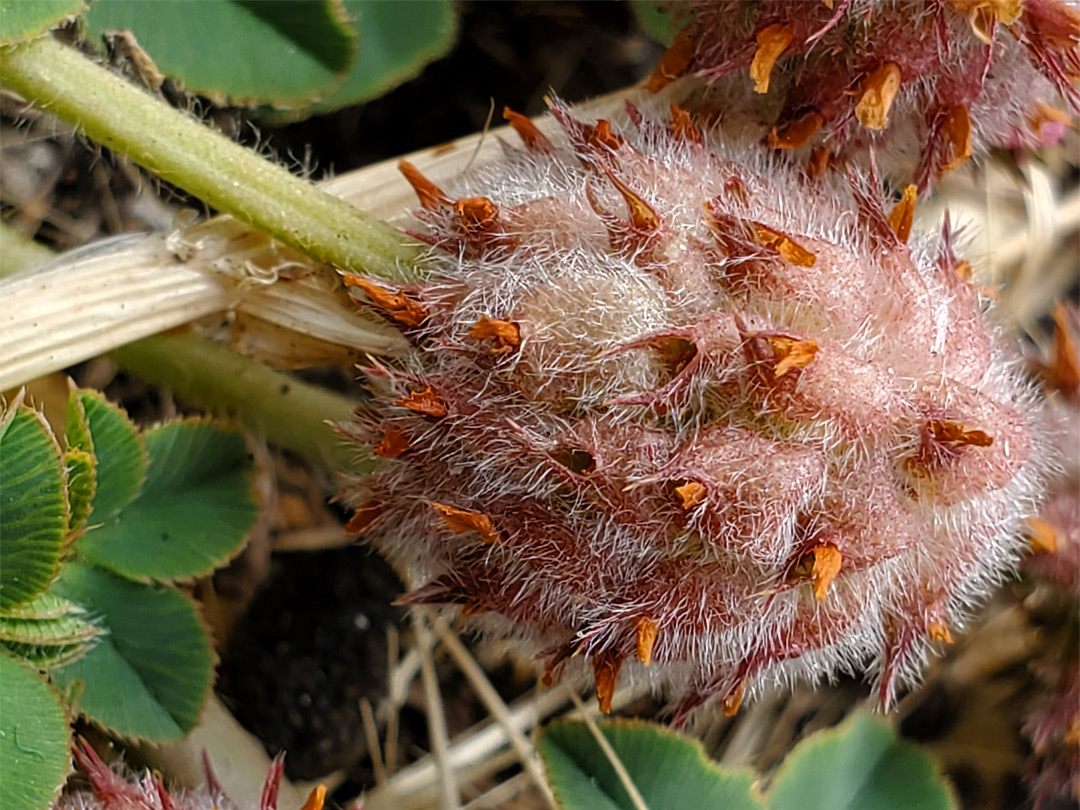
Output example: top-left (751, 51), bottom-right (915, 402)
top-left (767, 110), bottom-right (824, 149)
top-left (856, 62), bottom-right (902, 131)
top-left (468, 316), bottom-right (521, 354)
top-left (888, 184), bottom-right (918, 243)
top-left (431, 503), bottom-right (501, 544)
top-left (398, 160), bottom-right (450, 209)
top-left (396, 386), bottom-right (448, 418)
top-left (632, 617), bottom-right (660, 666)
top-left (751, 23), bottom-right (794, 94)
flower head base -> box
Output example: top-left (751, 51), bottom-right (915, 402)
top-left (339, 99), bottom-right (1053, 721)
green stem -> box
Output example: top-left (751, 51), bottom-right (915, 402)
top-left (0, 36), bottom-right (420, 282)
top-left (110, 333), bottom-right (372, 474)
top-left (0, 221), bottom-right (53, 278)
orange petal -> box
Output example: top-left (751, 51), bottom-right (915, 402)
top-left (768, 110), bottom-right (824, 149)
top-left (670, 103), bottom-right (703, 143)
top-left (374, 425), bottom-right (409, 458)
top-left (809, 545), bottom-right (843, 601)
top-left (928, 419), bottom-right (993, 448)
top-left (769, 336), bottom-right (819, 378)
top-left (855, 62), bottom-right (902, 131)
top-left (938, 106), bottom-right (972, 174)
top-left (752, 223), bottom-right (817, 266)
top-left (631, 617), bottom-right (660, 666)
top-left (647, 29), bottom-right (694, 93)
top-left (398, 160), bottom-right (450, 209)
top-left (592, 650), bottom-right (624, 714)
top-left (887, 184), bottom-right (917, 243)
top-left (468, 316), bottom-right (521, 354)
top-left (722, 681), bottom-right (745, 717)
top-left (345, 503), bottom-right (382, 535)
top-left (396, 386), bottom-right (448, 419)
top-left (343, 276), bottom-right (428, 327)
top-left (454, 197), bottom-right (500, 234)
top-left (674, 480), bottom-right (707, 508)
top-left (1026, 516), bottom-right (1060, 555)
top-left (299, 786), bottom-right (327, 810)
top-left (750, 23), bottom-right (794, 94)
top-left (503, 107), bottom-right (554, 152)
top-left (926, 621), bottom-right (955, 644)
top-left (431, 502), bottom-right (501, 544)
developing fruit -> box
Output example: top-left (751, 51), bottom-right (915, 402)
top-left (339, 99), bottom-right (1053, 720)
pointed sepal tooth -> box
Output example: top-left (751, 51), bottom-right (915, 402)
top-left (503, 106), bottom-right (554, 152)
top-left (398, 160), bottom-right (450, 209)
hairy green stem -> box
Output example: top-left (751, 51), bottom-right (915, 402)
top-left (110, 334), bottom-right (371, 473)
top-left (0, 36), bottom-right (420, 282)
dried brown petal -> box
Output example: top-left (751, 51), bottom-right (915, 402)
top-left (723, 681), bottom-right (745, 716)
top-left (927, 621), bottom-right (955, 644)
top-left (396, 386), bottom-right (448, 418)
top-left (345, 503), bottom-right (382, 535)
top-left (673, 480), bottom-right (707, 508)
top-left (938, 106), bottom-right (973, 174)
top-left (431, 502), bottom-right (501, 544)
top-left (809, 545), bottom-right (843, 601)
top-left (299, 786), bottom-right (327, 810)
top-left (647, 28), bottom-right (695, 93)
top-left (469, 316), bottom-right (521, 354)
top-left (343, 276), bottom-right (428, 327)
top-left (769, 337), bottom-right (819, 378)
top-left (1027, 516), bottom-right (1060, 554)
top-left (670, 103), bottom-right (703, 143)
top-left (753, 223), bottom-right (817, 266)
top-left (592, 650), bottom-right (624, 713)
top-left (856, 62), bottom-right (903, 131)
top-left (751, 23), bottom-right (794, 94)
top-left (374, 425), bottom-right (409, 458)
top-left (888, 184), bottom-right (917, 243)
top-left (632, 617), bottom-right (660, 666)
top-left (455, 197), bottom-right (500, 235)
top-left (768, 110), bottom-right (824, 149)
top-left (928, 419), bottom-right (993, 448)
